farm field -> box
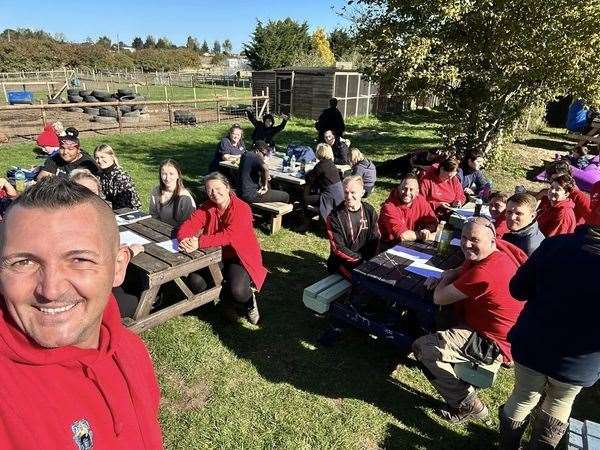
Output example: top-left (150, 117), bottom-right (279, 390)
top-left (0, 112), bottom-right (597, 449)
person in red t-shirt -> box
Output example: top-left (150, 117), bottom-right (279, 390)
top-left (378, 173), bottom-right (438, 248)
top-left (589, 180), bottom-right (600, 225)
top-left (419, 156), bottom-right (466, 218)
top-left (539, 160), bottom-right (590, 224)
top-left (488, 191), bottom-right (509, 238)
top-left (537, 174), bottom-right (577, 237)
top-left (412, 217), bottom-right (526, 423)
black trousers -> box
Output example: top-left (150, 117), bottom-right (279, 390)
top-left (246, 189), bottom-right (290, 204)
top-left (187, 261), bottom-right (252, 305)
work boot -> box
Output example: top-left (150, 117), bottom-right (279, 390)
top-left (439, 392), bottom-right (489, 423)
top-left (246, 293), bottom-right (260, 325)
top-left (498, 405), bottom-right (529, 450)
top-left (219, 298), bottom-right (239, 323)
top-left (525, 410), bottom-right (567, 449)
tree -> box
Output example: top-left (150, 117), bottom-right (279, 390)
top-left (186, 36), bottom-right (199, 52)
top-left (156, 37), bottom-right (173, 49)
top-left (200, 40), bottom-right (209, 53)
top-left (311, 28), bottom-right (335, 66)
top-left (212, 40), bottom-right (221, 54)
top-left (244, 18), bottom-right (311, 70)
top-left (329, 28), bottom-right (355, 60)
top-left (96, 36), bottom-right (111, 49)
top-left (131, 37), bottom-right (143, 50)
top-left (143, 35), bottom-right (156, 49)
top-left (351, 0), bottom-right (600, 153)
top-left (222, 39), bottom-right (233, 55)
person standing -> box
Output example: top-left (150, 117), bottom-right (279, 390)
top-left (315, 98), bottom-right (345, 141)
top-left (246, 109), bottom-right (288, 150)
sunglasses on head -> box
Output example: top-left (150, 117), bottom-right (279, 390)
top-left (465, 216), bottom-right (496, 237)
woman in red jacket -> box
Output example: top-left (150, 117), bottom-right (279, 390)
top-left (177, 172), bottom-right (267, 324)
top-left (537, 174), bottom-right (577, 237)
top-left (419, 156), bottom-right (466, 217)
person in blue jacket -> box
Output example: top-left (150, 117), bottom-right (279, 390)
top-left (458, 149), bottom-right (491, 198)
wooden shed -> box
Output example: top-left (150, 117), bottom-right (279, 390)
top-left (251, 67), bottom-right (379, 119)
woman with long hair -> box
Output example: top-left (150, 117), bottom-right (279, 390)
top-left (94, 144), bottom-right (141, 210)
top-left (149, 159), bottom-right (196, 226)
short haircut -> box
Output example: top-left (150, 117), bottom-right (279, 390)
top-left (401, 171), bottom-right (420, 184)
top-left (551, 173), bottom-right (576, 191)
top-left (488, 191), bottom-right (508, 203)
top-left (349, 148), bottom-right (365, 165)
top-left (330, 98), bottom-right (338, 107)
top-left (440, 156), bottom-right (460, 172)
top-left (204, 171), bottom-right (231, 190)
top-left (545, 160), bottom-right (571, 178)
top-left (343, 174), bottom-right (364, 189)
top-left (467, 149), bottom-right (485, 161)
top-left (2, 177), bottom-right (118, 251)
top-left (70, 168), bottom-right (102, 195)
top-left (507, 193), bottom-right (537, 211)
top-left (316, 143), bottom-right (334, 161)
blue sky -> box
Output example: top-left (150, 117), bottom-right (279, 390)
top-left (0, 0), bottom-right (352, 52)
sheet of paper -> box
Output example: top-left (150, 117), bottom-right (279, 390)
top-left (386, 245), bottom-right (432, 262)
top-left (156, 239), bottom-right (179, 253)
top-left (450, 205), bottom-right (491, 219)
top-left (116, 211), bottom-right (151, 226)
top-left (450, 237), bottom-right (461, 246)
top-left (405, 261), bottom-right (444, 279)
top-left (119, 230), bottom-right (150, 246)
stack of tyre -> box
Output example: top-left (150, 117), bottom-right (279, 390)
top-left (62, 89), bottom-right (148, 124)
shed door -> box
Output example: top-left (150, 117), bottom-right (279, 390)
top-left (276, 76), bottom-right (292, 115)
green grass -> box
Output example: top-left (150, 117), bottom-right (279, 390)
top-left (1, 112), bottom-right (598, 449)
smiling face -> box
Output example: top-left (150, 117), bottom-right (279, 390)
top-left (206, 179), bottom-right (231, 209)
top-left (160, 163), bottom-right (179, 192)
top-left (94, 151), bottom-right (114, 170)
top-left (344, 179), bottom-right (364, 211)
top-left (0, 203), bottom-right (128, 349)
top-left (398, 178), bottom-right (419, 205)
top-left (230, 128), bottom-right (242, 146)
top-left (324, 130), bottom-right (336, 146)
top-left (460, 221), bottom-right (496, 262)
top-left (505, 201), bottom-right (536, 231)
top-left (59, 141), bottom-right (81, 163)
top-left (548, 181), bottom-right (569, 204)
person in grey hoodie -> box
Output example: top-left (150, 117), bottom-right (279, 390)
top-left (349, 148), bottom-right (377, 197)
top-left (502, 193), bottom-right (545, 256)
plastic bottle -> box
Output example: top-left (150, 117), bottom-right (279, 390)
top-left (14, 168), bottom-right (26, 193)
top-left (437, 221), bottom-right (452, 256)
top-left (290, 155), bottom-right (296, 172)
top-left (474, 198), bottom-right (483, 217)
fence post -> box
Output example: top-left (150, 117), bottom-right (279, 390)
top-left (117, 106), bottom-right (123, 133)
top-left (193, 86), bottom-right (197, 108)
top-left (226, 89), bottom-right (229, 107)
top-left (40, 101), bottom-right (46, 128)
top-left (164, 86), bottom-right (168, 101)
top-left (106, 82), bottom-right (110, 93)
top-left (167, 102), bottom-right (173, 128)
top-left (2, 83), bottom-right (7, 103)
top-left (217, 101), bottom-right (221, 123)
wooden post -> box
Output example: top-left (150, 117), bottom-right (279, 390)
top-left (82, 81), bottom-right (86, 91)
top-left (226, 89), bottom-right (229, 107)
top-left (134, 84), bottom-right (138, 94)
top-left (217, 101), bottom-right (221, 123)
top-left (117, 106), bottom-right (123, 133)
top-left (167, 102), bottom-right (173, 128)
top-left (46, 82), bottom-right (51, 97)
top-left (266, 86), bottom-right (270, 113)
top-left (106, 82), bottom-right (110, 93)
top-left (164, 85), bottom-right (168, 101)
top-left (193, 86), bottom-right (197, 108)
top-left (2, 82), bottom-right (7, 103)
top-left (40, 102), bottom-right (47, 127)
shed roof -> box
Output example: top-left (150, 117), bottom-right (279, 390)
top-left (252, 66), bottom-right (361, 75)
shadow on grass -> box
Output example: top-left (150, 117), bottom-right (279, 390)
top-left (188, 248), bottom-right (500, 449)
top-left (517, 137), bottom-right (570, 153)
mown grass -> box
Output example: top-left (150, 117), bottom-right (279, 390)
top-left (0, 112), bottom-right (598, 449)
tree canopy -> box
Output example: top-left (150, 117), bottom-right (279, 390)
top-left (311, 28), bottom-right (335, 66)
top-left (243, 18), bottom-right (311, 70)
top-left (328, 28), bottom-right (356, 60)
top-left (352, 0), bottom-right (600, 150)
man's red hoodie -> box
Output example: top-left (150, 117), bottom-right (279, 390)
top-left (419, 169), bottom-right (466, 213)
top-left (0, 296), bottom-right (163, 450)
top-left (537, 197), bottom-right (576, 237)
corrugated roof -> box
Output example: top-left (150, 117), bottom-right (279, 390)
top-left (252, 66), bottom-right (361, 75)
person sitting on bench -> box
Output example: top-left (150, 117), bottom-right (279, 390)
top-left (208, 124), bottom-right (247, 172)
top-left (499, 224), bottom-right (600, 450)
top-left (303, 143), bottom-right (344, 223)
top-left (488, 191), bottom-right (509, 238)
top-left (246, 109), bottom-right (288, 151)
top-left (537, 174), bottom-right (577, 237)
top-left (378, 172), bottom-right (438, 248)
top-left (177, 172), bottom-right (267, 325)
top-left (458, 149), bottom-right (491, 199)
top-left (238, 140), bottom-right (289, 204)
top-left (325, 175), bottom-right (380, 280)
top-left (323, 129), bottom-right (349, 165)
top-left (413, 217), bottom-right (526, 423)
top-left (149, 159), bottom-right (196, 227)
top-left (419, 156), bottom-right (466, 218)
top-left (349, 148), bottom-right (377, 197)
top-left (502, 193), bottom-right (545, 256)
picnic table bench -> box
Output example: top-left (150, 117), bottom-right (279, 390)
top-left (117, 210), bottom-right (223, 333)
top-left (567, 117), bottom-right (600, 145)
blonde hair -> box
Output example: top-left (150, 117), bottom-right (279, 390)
top-left (94, 144), bottom-right (120, 167)
top-left (349, 148), bottom-right (365, 165)
top-left (316, 143), bottom-right (334, 161)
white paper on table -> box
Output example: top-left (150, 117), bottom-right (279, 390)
top-left (119, 230), bottom-right (150, 246)
top-left (450, 205), bottom-right (491, 219)
top-left (156, 239), bottom-right (179, 253)
top-left (405, 261), bottom-right (444, 279)
top-left (115, 211), bottom-right (151, 226)
top-left (450, 237), bottom-right (461, 246)
top-left (386, 245), bottom-right (432, 263)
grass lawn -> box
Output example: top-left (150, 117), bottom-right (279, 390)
top-left (1, 111), bottom-right (598, 449)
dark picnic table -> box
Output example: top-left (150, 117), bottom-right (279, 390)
top-left (327, 240), bottom-right (463, 350)
top-left (117, 210), bottom-right (223, 333)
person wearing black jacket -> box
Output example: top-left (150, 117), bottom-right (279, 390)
top-left (315, 98), bottom-right (345, 141)
top-left (498, 225), bottom-right (600, 450)
top-left (304, 143), bottom-right (344, 221)
top-left (323, 129), bottom-right (349, 165)
top-left (246, 109), bottom-right (288, 149)
top-left (325, 175), bottom-right (380, 279)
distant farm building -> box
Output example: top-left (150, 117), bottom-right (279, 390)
top-left (251, 67), bottom-right (379, 118)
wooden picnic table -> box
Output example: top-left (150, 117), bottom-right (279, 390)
top-left (567, 117), bottom-right (600, 145)
top-left (117, 210), bottom-right (223, 333)
top-left (326, 240), bottom-right (464, 350)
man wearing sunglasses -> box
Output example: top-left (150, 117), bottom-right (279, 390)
top-left (412, 217), bottom-right (527, 423)
top-left (37, 132), bottom-right (99, 180)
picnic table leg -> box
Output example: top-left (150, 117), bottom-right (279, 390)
top-left (133, 286), bottom-right (160, 320)
top-left (208, 262), bottom-right (223, 286)
top-left (174, 277), bottom-right (195, 299)
top-left (271, 214), bottom-right (282, 234)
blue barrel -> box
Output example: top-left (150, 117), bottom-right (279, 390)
top-left (8, 91), bottom-right (34, 105)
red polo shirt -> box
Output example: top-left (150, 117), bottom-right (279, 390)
top-left (453, 250), bottom-right (524, 361)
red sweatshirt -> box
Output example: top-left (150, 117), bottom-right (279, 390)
top-left (537, 197), bottom-right (576, 237)
top-left (570, 187), bottom-right (591, 225)
top-left (378, 190), bottom-right (438, 245)
top-left (0, 296), bottom-right (163, 450)
top-left (589, 181), bottom-right (600, 225)
top-left (177, 192), bottom-right (267, 290)
top-left (419, 169), bottom-right (466, 212)
top-left (494, 211), bottom-right (509, 238)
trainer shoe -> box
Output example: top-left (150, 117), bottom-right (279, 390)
top-left (246, 293), bottom-right (260, 325)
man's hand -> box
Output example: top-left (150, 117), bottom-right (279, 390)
top-left (179, 237), bottom-right (199, 253)
top-left (464, 187), bottom-right (475, 196)
top-left (440, 267), bottom-right (461, 284)
top-left (257, 186), bottom-right (268, 195)
top-left (417, 229), bottom-right (433, 241)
